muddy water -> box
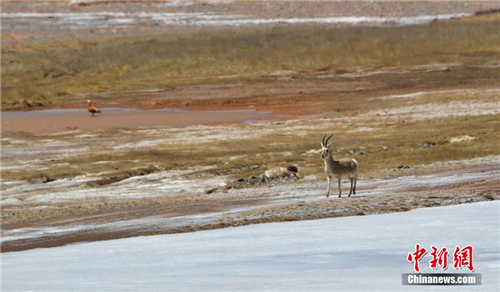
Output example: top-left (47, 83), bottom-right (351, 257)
top-left (1, 108), bottom-right (281, 135)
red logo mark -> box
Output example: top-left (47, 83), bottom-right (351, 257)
top-left (407, 244), bottom-right (427, 273)
top-left (453, 245), bottom-right (474, 272)
top-left (429, 246), bottom-right (449, 270)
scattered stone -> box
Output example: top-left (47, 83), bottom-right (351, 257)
top-left (210, 164), bottom-right (300, 192)
top-left (206, 188), bottom-right (218, 195)
top-left (42, 176), bottom-right (56, 183)
top-left (423, 139), bottom-right (452, 148)
top-left (481, 193), bottom-right (499, 201)
top-left (383, 146), bottom-right (388, 151)
top-left (396, 165), bottom-right (412, 169)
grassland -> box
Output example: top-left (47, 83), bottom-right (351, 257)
top-left (2, 110), bottom-right (499, 184)
top-left (2, 13), bottom-right (500, 107)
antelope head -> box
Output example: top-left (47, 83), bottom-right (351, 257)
top-left (320, 134), bottom-right (333, 159)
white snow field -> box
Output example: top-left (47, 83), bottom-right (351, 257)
top-left (2, 201), bottom-right (499, 292)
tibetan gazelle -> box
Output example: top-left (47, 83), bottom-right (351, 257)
top-left (320, 134), bottom-right (358, 198)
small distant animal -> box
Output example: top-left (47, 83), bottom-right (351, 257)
top-left (264, 164), bottom-right (299, 180)
top-left (67, 126), bottom-right (78, 130)
top-left (320, 134), bottom-right (358, 198)
top-left (87, 100), bottom-right (101, 117)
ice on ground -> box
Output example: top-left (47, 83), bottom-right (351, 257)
top-left (1, 12), bottom-right (471, 30)
top-left (449, 135), bottom-right (475, 143)
top-left (421, 155), bottom-right (500, 169)
top-left (2, 201), bottom-right (499, 292)
top-left (380, 88), bottom-right (500, 100)
top-left (368, 101), bottom-right (500, 121)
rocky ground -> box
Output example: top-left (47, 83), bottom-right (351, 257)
top-left (2, 157), bottom-right (499, 252)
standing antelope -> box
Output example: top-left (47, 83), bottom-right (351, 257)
top-left (320, 134), bottom-right (358, 198)
top-left (87, 100), bottom-right (101, 117)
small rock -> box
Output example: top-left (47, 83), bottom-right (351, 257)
top-left (482, 194), bottom-right (497, 201)
top-left (42, 177), bottom-right (56, 183)
top-left (383, 146), bottom-right (388, 151)
top-left (396, 165), bottom-right (412, 169)
top-left (422, 142), bottom-right (436, 148)
top-left (259, 175), bottom-right (270, 183)
top-left (235, 178), bottom-right (245, 183)
top-left (206, 188), bottom-right (218, 195)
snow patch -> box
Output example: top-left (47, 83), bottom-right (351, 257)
top-left (381, 88), bottom-right (500, 100)
top-left (449, 135), bottom-right (475, 143)
top-left (0, 198), bottom-right (24, 206)
top-left (1, 12), bottom-right (472, 30)
top-left (2, 202), bottom-right (498, 291)
top-left (74, 134), bottom-right (98, 139)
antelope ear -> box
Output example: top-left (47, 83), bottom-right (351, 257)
top-left (327, 143), bottom-right (332, 148)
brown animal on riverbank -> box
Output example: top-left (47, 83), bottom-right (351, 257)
top-left (320, 134), bottom-right (358, 198)
top-left (87, 100), bottom-right (101, 117)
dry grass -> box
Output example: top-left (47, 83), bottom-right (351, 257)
top-left (2, 13), bottom-right (499, 106)
top-left (2, 112), bottom-right (498, 184)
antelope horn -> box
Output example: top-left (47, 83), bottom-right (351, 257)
top-left (325, 134), bottom-right (333, 146)
top-left (322, 135), bottom-right (327, 146)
